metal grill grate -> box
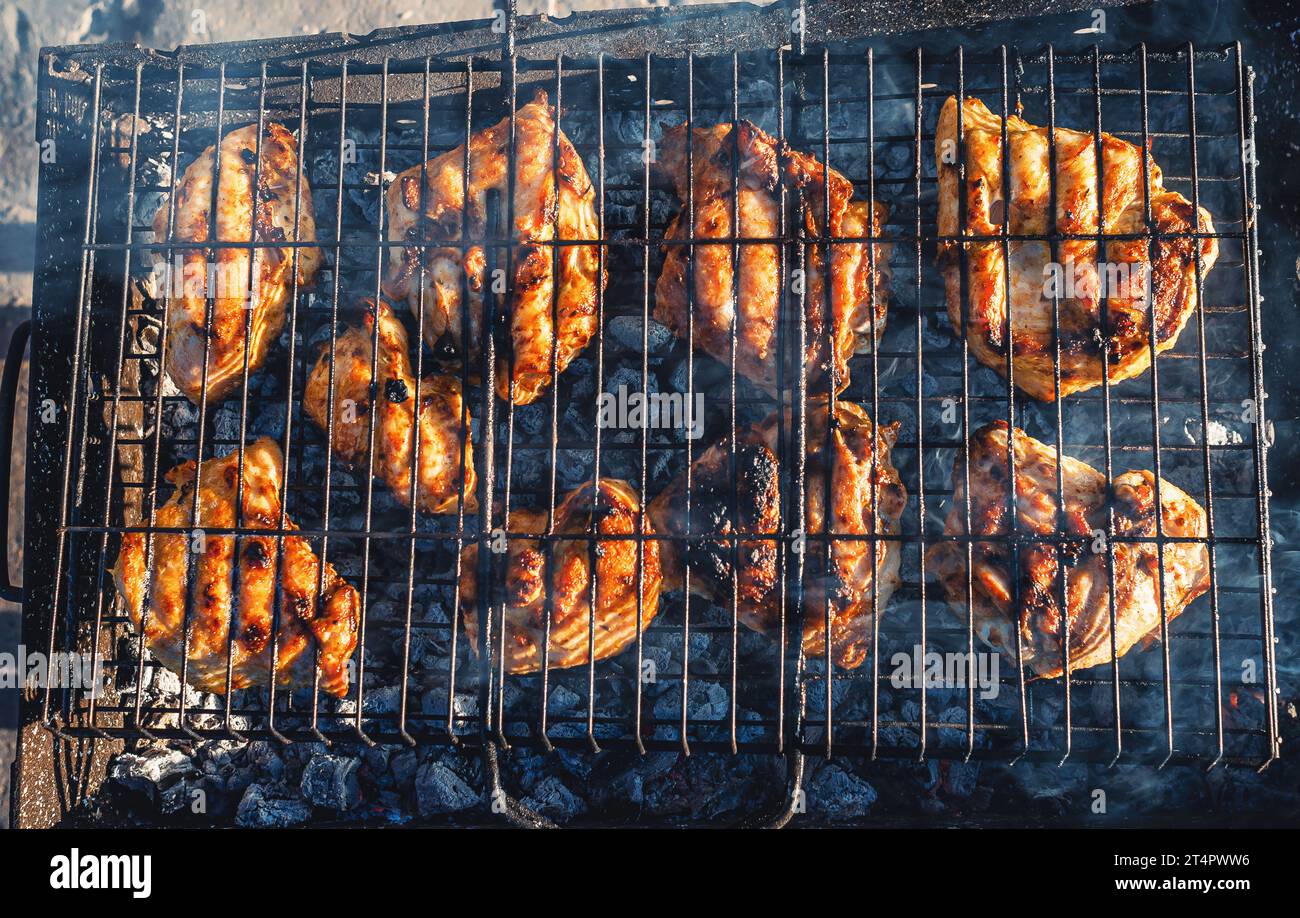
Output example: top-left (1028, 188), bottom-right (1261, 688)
top-left (26, 1), bottom-right (1277, 823)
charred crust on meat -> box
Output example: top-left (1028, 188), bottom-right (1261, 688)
top-left (507, 547), bottom-right (544, 606)
top-left (240, 621), bottom-right (269, 653)
top-left (673, 438), bottom-right (780, 598)
top-left (290, 593), bottom-right (315, 622)
top-left (242, 539), bottom-right (272, 569)
top-left (385, 378), bottom-right (409, 403)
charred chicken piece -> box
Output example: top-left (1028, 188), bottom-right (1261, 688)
top-left (654, 121), bottom-right (891, 395)
top-left (926, 421), bottom-right (1211, 679)
top-left (113, 438), bottom-right (359, 697)
top-left (460, 479), bottom-right (661, 674)
top-left (935, 97), bottom-right (1218, 401)
top-left (154, 122), bottom-right (320, 405)
top-left (382, 91), bottom-right (603, 406)
top-left (303, 299), bottom-right (476, 516)
top-left (648, 398), bottom-right (906, 669)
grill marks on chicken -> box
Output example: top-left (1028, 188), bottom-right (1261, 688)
top-left (935, 97), bottom-right (1218, 401)
top-left (154, 122), bottom-right (320, 405)
top-left (303, 299), bottom-right (477, 516)
top-left (382, 91), bottom-right (603, 406)
top-left (460, 479), bottom-right (661, 674)
top-left (926, 422), bottom-right (1210, 679)
top-left (654, 121), bottom-right (891, 395)
top-left (113, 438), bottom-right (359, 697)
top-left (648, 398), bottom-right (906, 669)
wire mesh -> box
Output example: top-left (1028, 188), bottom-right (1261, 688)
top-left (31, 23), bottom-right (1276, 776)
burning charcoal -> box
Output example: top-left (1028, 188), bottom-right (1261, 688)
top-left (245, 740), bottom-right (286, 782)
top-left (543, 684), bottom-right (585, 738)
top-left (556, 449), bottom-right (595, 489)
top-left (149, 663), bottom-right (184, 699)
top-left (521, 775), bottom-right (587, 823)
top-left (514, 402), bottom-right (547, 437)
top-left (607, 315), bottom-right (675, 355)
top-left (507, 749), bottom-right (550, 795)
top-left (250, 402), bottom-right (288, 439)
top-left (365, 790), bottom-right (413, 826)
top-left (389, 750), bottom-right (419, 791)
top-left (160, 777), bottom-right (204, 816)
top-left (362, 746), bottom-right (392, 784)
top-left (604, 753), bottom-right (678, 807)
top-left (420, 688), bottom-right (478, 721)
top-left (363, 684), bottom-right (402, 714)
top-left (236, 783), bottom-right (313, 828)
top-left (604, 365), bottom-right (659, 401)
top-left (557, 750), bottom-right (594, 781)
top-left (565, 357), bottom-right (597, 401)
top-left (881, 142), bottom-right (912, 179)
top-left (941, 760), bottom-right (981, 798)
top-left (108, 749), bottom-right (195, 802)
top-left (300, 754), bottom-right (363, 811)
top-left (415, 761), bottom-right (478, 816)
top-left (735, 708), bottom-right (766, 744)
top-left (936, 705), bottom-right (971, 747)
top-left (807, 765), bottom-right (878, 821)
top-left (197, 740), bottom-right (240, 774)
top-left (653, 680), bottom-right (728, 724)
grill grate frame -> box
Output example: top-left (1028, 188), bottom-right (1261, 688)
top-left (23, 2), bottom-right (1278, 825)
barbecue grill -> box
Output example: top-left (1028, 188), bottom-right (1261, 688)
top-left (7, 0), bottom-right (1282, 828)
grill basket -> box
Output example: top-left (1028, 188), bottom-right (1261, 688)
top-left (14, 0), bottom-right (1278, 827)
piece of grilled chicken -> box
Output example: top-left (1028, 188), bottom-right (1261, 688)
top-left (382, 91), bottom-right (603, 406)
top-left (304, 299), bottom-right (477, 515)
top-left (654, 121), bottom-right (891, 396)
top-left (460, 479), bottom-right (661, 674)
top-left (926, 421), bottom-right (1210, 679)
top-left (114, 438), bottom-right (360, 697)
top-left (935, 97), bottom-right (1218, 401)
top-left (648, 398), bottom-right (906, 669)
top-left (154, 122), bottom-right (320, 405)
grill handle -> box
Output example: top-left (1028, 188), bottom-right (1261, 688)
top-left (0, 319), bottom-right (30, 603)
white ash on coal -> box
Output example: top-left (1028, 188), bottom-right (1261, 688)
top-left (237, 783), bottom-right (313, 828)
top-left (300, 753), bottom-right (363, 811)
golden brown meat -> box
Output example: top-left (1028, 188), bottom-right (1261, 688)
top-left (382, 91), bottom-right (603, 406)
top-left (648, 398), bottom-right (906, 669)
top-left (935, 97), bottom-right (1218, 401)
top-left (460, 479), bottom-right (661, 674)
top-left (113, 438), bottom-right (359, 697)
top-left (926, 421), bottom-right (1211, 679)
top-left (303, 298), bottom-right (476, 515)
top-left (153, 122), bottom-right (320, 405)
top-left (654, 121), bottom-right (891, 395)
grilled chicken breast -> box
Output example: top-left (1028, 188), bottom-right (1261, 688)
top-left (154, 122), bottom-right (320, 405)
top-left (114, 438), bottom-right (359, 697)
top-left (382, 91), bottom-right (603, 406)
top-left (926, 421), bottom-right (1210, 679)
top-left (654, 121), bottom-right (891, 395)
top-left (648, 398), bottom-right (906, 669)
top-left (460, 479), bottom-right (661, 674)
top-left (303, 299), bottom-right (476, 515)
top-left (935, 97), bottom-right (1218, 401)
